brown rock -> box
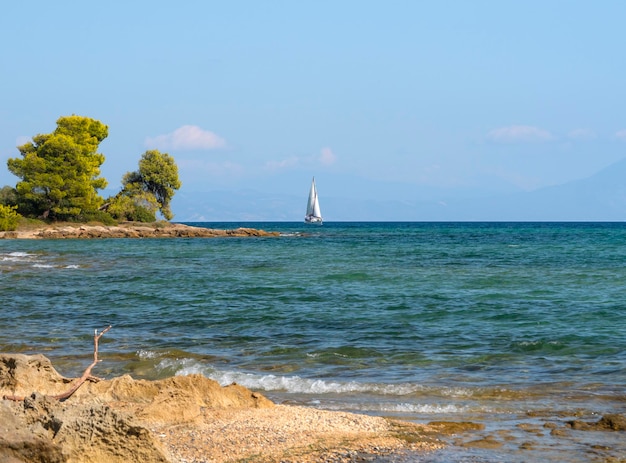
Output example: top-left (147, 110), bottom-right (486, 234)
top-left (0, 354), bottom-right (73, 398)
top-left (0, 354), bottom-right (441, 462)
top-left (567, 414), bottom-right (626, 431)
top-left (551, 428), bottom-right (569, 437)
top-left (0, 354), bottom-right (271, 462)
top-left (427, 421), bottom-right (485, 434)
top-left (597, 414), bottom-right (626, 431)
top-left (0, 392), bottom-right (169, 463)
top-left (461, 435), bottom-right (502, 449)
top-left (80, 374), bottom-right (274, 426)
top-left (1, 222), bottom-right (281, 240)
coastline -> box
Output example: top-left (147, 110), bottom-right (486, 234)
top-left (4, 222), bottom-right (626, 461)
top-left (0, 353), bottom-right (443, 462)
top-left (0, 222), bottom-right (280, 239)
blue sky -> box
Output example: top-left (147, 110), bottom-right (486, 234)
top-left (1, 1), bottom-right (625, 219)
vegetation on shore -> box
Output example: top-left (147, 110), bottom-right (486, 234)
top-left (0, 115), bottom-right (181, 231)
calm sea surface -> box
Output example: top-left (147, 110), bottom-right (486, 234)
top-left (2, 222), bottom-right (625, 462)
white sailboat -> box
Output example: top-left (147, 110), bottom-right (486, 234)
top-left (304, 177), bottom-right (323, 224)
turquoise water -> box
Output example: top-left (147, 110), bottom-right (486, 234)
top-left (2, 222), bottom-right (625, 462)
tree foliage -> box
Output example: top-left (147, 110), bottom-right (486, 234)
top-left (0, 204), bottom-right (21, 231)
top-left (7, 116), bottom-right (108, 220)
top-left (106, 190), bottom-right (159, 222)
top-left (6, 116), bottom-right (183, 224)
top-left (0, 186), bottom-right (18, 206)
top-left (120, 150), bottom-right (181, 221)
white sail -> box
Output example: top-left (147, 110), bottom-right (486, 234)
top-left (305, 177), bottom-right (323, 224)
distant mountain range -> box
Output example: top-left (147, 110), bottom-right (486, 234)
top-left (171, 158), bottom-right (626, 222)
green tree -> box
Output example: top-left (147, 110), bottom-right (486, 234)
top-left (0, 204), bottom-right (21, 231)
top-left (0, 186), bottom-right (18, 206)
top-left (106, 190), bottom-right (159, 222)
top-left (121, 150), bottom-right (181, 220)
top-left (7, 115), bottom-right (108, 220)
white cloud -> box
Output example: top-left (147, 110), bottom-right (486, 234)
top-left (145, 125), bottom-right (226, 151)
top-left (615, 129), bottom-right (626, 140)
top-left (319, 147), bottom-right (336, 165)
top-left (487, 125), bottom-right (554, 143)
top-left (567, 128), bottom-right (596, 141)
top-left (265, 147), bottom-right (337, 171)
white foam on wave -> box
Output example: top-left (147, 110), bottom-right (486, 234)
top-left (156, 356), bottom-right (201, 372)
top-left (1, 251), bottom-right (79, 269)
top-left (150, 357), bottom-right (487, 403)
top-left (163, 358), bottom-right (428, 396)
top-left (323, 401), bottom-right (468, 414)
top-left (137, 349), bottom-right (161, 359)
top-left (1, 251), bottom-right (35, 262)
top-left (438, 386), bottom-right (480, 398)
top-left (146, 356), bottom-right (487, 415)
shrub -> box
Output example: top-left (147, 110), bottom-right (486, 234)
top-left (79, 210), bottom-right (117, 225)
top-left (0, 204), bottom-right (21, 231)
top-left (106, 194), bottom-right (157, 222)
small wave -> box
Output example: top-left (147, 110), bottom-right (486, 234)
top-left (164, 359), bottom-right (425, 395)
top-left (386, 403), bottom-right (467, 413)
top-left (1, 251), bottom-right (35, 262)
top-left (324, 401), bottom-right (469, 414)
top-left (219, 372), bottom-right (410, 395)
top-left (1, 251), bottom-right (80, 269)
top-left (146, 356), bottom-right (525, 404)
top-left (137, 349), bottom-right (161, 359)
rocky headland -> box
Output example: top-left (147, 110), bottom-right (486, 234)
top-left (0, 222), bottom-right (280, 240)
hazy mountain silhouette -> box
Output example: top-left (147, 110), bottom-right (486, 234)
top-left (172, 158), bottom-right (626, 222)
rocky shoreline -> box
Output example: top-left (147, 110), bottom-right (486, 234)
top-left (0, 222), bottom-right (280, 239)
top-left (0, 353), bottom-right (443, 462)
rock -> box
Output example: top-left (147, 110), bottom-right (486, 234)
top-left (0, 354), bottom-right (272, 462)
top-left (551, 428), bottom-right (569, 437)
top-left (0, 393), bottom-right (169, 463)
top-left (596, 414), bottom-right (626, 431)
top-left (426, 421), bottom-right (485, 434)
top-left (461, 435), bottom-right (502, 449)
top-left (0, 354), bottom-right (73, 398)
top-left (0, 353), bottom-right (441, 462)
top-left (0, 396), bottom-right (66, 463)
top-left (53, 402), bottom-right (170, 463)
top-left (79, 373), bottom-right (274, 426)
top-left (566, 414), bottom-right (626, 431)
top-left (0, 223), bottom-right (280, 240)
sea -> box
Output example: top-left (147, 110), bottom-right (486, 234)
top-left (1, 222), bottom-right (625, 462)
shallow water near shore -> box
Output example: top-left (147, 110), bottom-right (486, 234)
top-left (2, 222), bottom-right (625, 462)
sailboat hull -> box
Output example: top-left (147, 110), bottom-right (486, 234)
top-left (305, 215), bottom-right (323, 224)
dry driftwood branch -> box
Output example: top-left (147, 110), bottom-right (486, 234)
top-left (3, 325), bottom-right (112, 402)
